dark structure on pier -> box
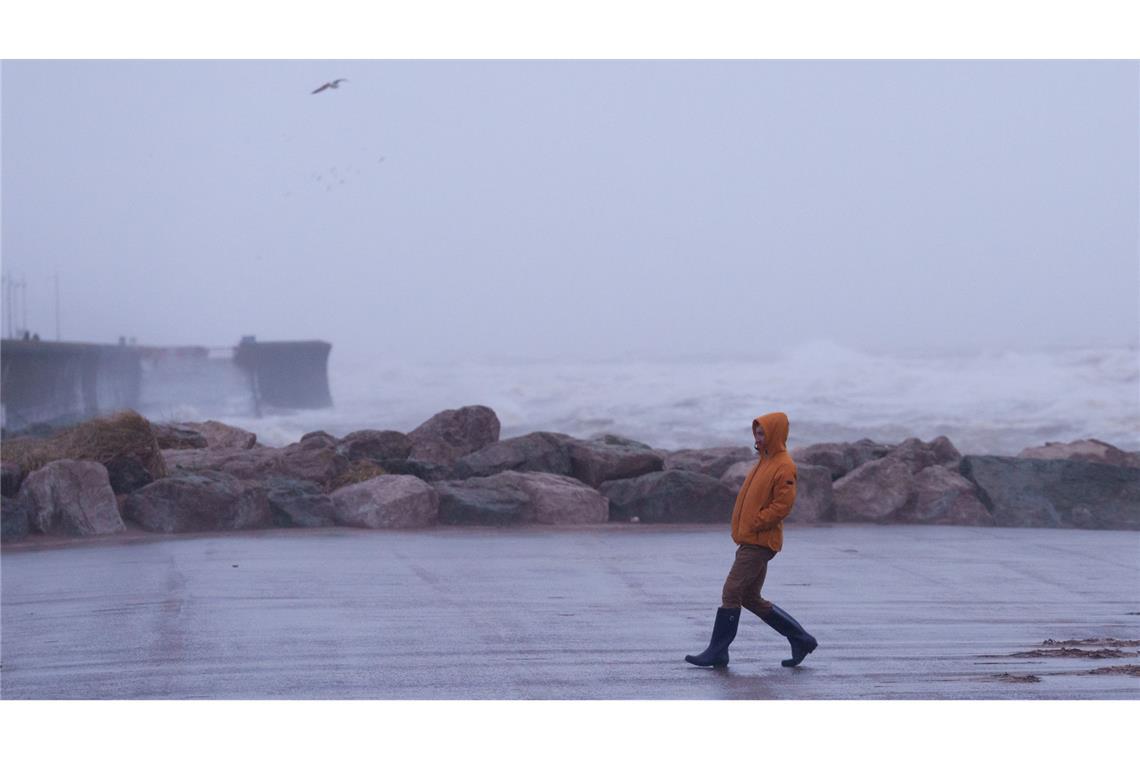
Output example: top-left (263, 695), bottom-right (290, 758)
top-left (1, 337), bottom-right (332, 434)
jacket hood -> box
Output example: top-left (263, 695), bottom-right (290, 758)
top-left (753, 412), bottom-right (790, 456)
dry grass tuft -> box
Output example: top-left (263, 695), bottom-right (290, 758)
top-left (1, 410), bottom-right (166, 478)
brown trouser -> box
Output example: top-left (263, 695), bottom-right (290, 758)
top-left (721, 543), bottom-right (776, 616)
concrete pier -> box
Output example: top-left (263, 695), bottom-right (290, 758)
top-left (2, 524), bottom-right (1138, 699)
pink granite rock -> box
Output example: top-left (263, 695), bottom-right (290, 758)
top-left (407, 405), bottom-right (501, 466)
top-left (18, 459), bottom-right (124, 536)
top-left (330, 475), bottom-right (439, 529)
top-left (1018, 439), bottom-right (1140, 469)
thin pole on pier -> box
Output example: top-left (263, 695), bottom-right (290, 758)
top-left (55, 273), bottom-right (61, 340)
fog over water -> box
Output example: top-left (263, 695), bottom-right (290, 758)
top-left (2, 60), bottom-right (1138, 452)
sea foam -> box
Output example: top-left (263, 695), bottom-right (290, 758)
top-left (146, 341), bottom-right (1140, 455)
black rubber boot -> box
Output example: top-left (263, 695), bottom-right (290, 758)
top-left (685, 607), bottom-right (740, 668)
top-left (759, 603), bottom-right (817, 667)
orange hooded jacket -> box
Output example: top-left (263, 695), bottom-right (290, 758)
top-left (730, 411), bottom-right (797, 552)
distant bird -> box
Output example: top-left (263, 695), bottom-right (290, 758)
top-left (311, 78), bottom-right (347, 94)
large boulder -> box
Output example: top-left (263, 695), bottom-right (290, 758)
top-left (890, 436), bottom-right (961, 472)
top-left (565, 436), bottom-right (664, 487)
top-left (959, 456), bottom-right (1140, 529)
top-left (832, 437), bottom-right (971, 524)
top-left (435, 471), bottom-right (609, 525)
top-left (784, 464), bottom-right (836, 523)
top-left (600, 469), bottom-right (736, 523)
top-left (1018, 439), bottom-right (1140, 469)
top-left (276, 438), bottom-right (350, 486)
top-left (330, 475), bottom-right (439, 529)
top-left (150, 423), bottom-right (209, 450)
top-left (435, 474), bottom-right (530, 525)
top-left (17, 459), bottom-right (125, 536)
top-left (719, 460), bottom-right (755, 490)
top-left (407, 405), bottom-right (501, 466)
top-left (104, 454), bottom-right (155, 494)
top-left (791, 439), bottom-right (894, 481)
top-left (833, 457), bottom-right (915, 522)
top-left (299, 430), bottom-right (339, 448)
top-left (2, 410), bottom-right (166, 483)
top-left (163, 447), bottom-right (279, 481)
top-left (264, 477), bottom-right (336, 528)
top-left (2, 461), bottom-right (23, 497)
top-left (177, 420), bottom-right (258, 449)
top-left (451, 432), bottom-right (574, 480)
top-left (337, 429), bottom-right (413, 463)
top-left (894, 465), bottom-right (994, 526)
top-left (162, 438), bottom-right (349, 489)
top-left (664, 446), bottom-right (754, 479)
top-left (2, 495), bottom-right (30, 543)
top-left (123, 471), bottom-right (272, 533)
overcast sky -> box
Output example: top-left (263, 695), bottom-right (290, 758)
top-left (2, 60), bottom-right (1137, 360)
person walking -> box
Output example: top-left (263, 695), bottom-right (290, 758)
top-left (685, 411), bottom-right (818, 669)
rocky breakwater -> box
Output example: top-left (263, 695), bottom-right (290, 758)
top-left (2, 405), bottom-right (1138, 545)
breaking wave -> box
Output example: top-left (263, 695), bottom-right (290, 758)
top-left (173, 341), bottom-right (1140, 455)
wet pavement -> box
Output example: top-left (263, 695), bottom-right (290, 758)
top-left (2, 524), bottom-right (1138, 699)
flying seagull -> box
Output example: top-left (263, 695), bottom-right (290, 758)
top-left (311, 78), bottom-right (348, 94)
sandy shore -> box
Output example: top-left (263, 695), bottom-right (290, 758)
top-left (2, 523), bottom-right (1138, 699)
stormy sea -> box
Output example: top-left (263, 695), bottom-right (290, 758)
top-left (142, 341), bottom-right (1140, 456)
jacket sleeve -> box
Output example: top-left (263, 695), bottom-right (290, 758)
top-left (750, 465), bottom-right (796, 531)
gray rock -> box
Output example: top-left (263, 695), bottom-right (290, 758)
top-left (785, 464), bottom-right (836, 524)
top-left (435, 471), bottom-right (609, 525)
top-left (719, 460), bottom-right (755, 490)
top-left (276, 439), bottom-right (349, 486)
top-left (2, 460), bottom-right (23, 497)
top-left (1018, 439), bottom-right (1140, 469)
top-left (330, 475), bottom-right (439, 529)
top-left (264, 477), bottom-right (336, 527)
top-left (299, 430), bottom-right (339, 448)
top-left (150, 423), bottom-right (209, 450)
top-left (565, 437), bottom-right (664, 487)
top-left (790, 439), bottom-right (894, 481)
top-left (452, 432), bottom-right (574, 480)
top-left (959, 456), bottom-right (1140, 529)
top-left (589, 433), bottom-right (654, 450)
top-left (599, 469), bottom-right (736, 523)
top-left (104, 454), bottom-right (155, 494)
top-left (2, 495), bottom-right (30, 543)
top-left (408, 405), bottom-right (501, 466)
top-left (337, 429), bottom-right (413, 463)
top-left (18, 459), bottom-right (125, 536)
top-left (664, 447), bottom-right (755, 479)
top-left (375, 458), bottom-right (453, 482)
top-left (435, 475), bottom-right (531, 525)
top-left (124, 470), bottom-right (272, 533)
top-left (176, 420), bottom-right (258, 449)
